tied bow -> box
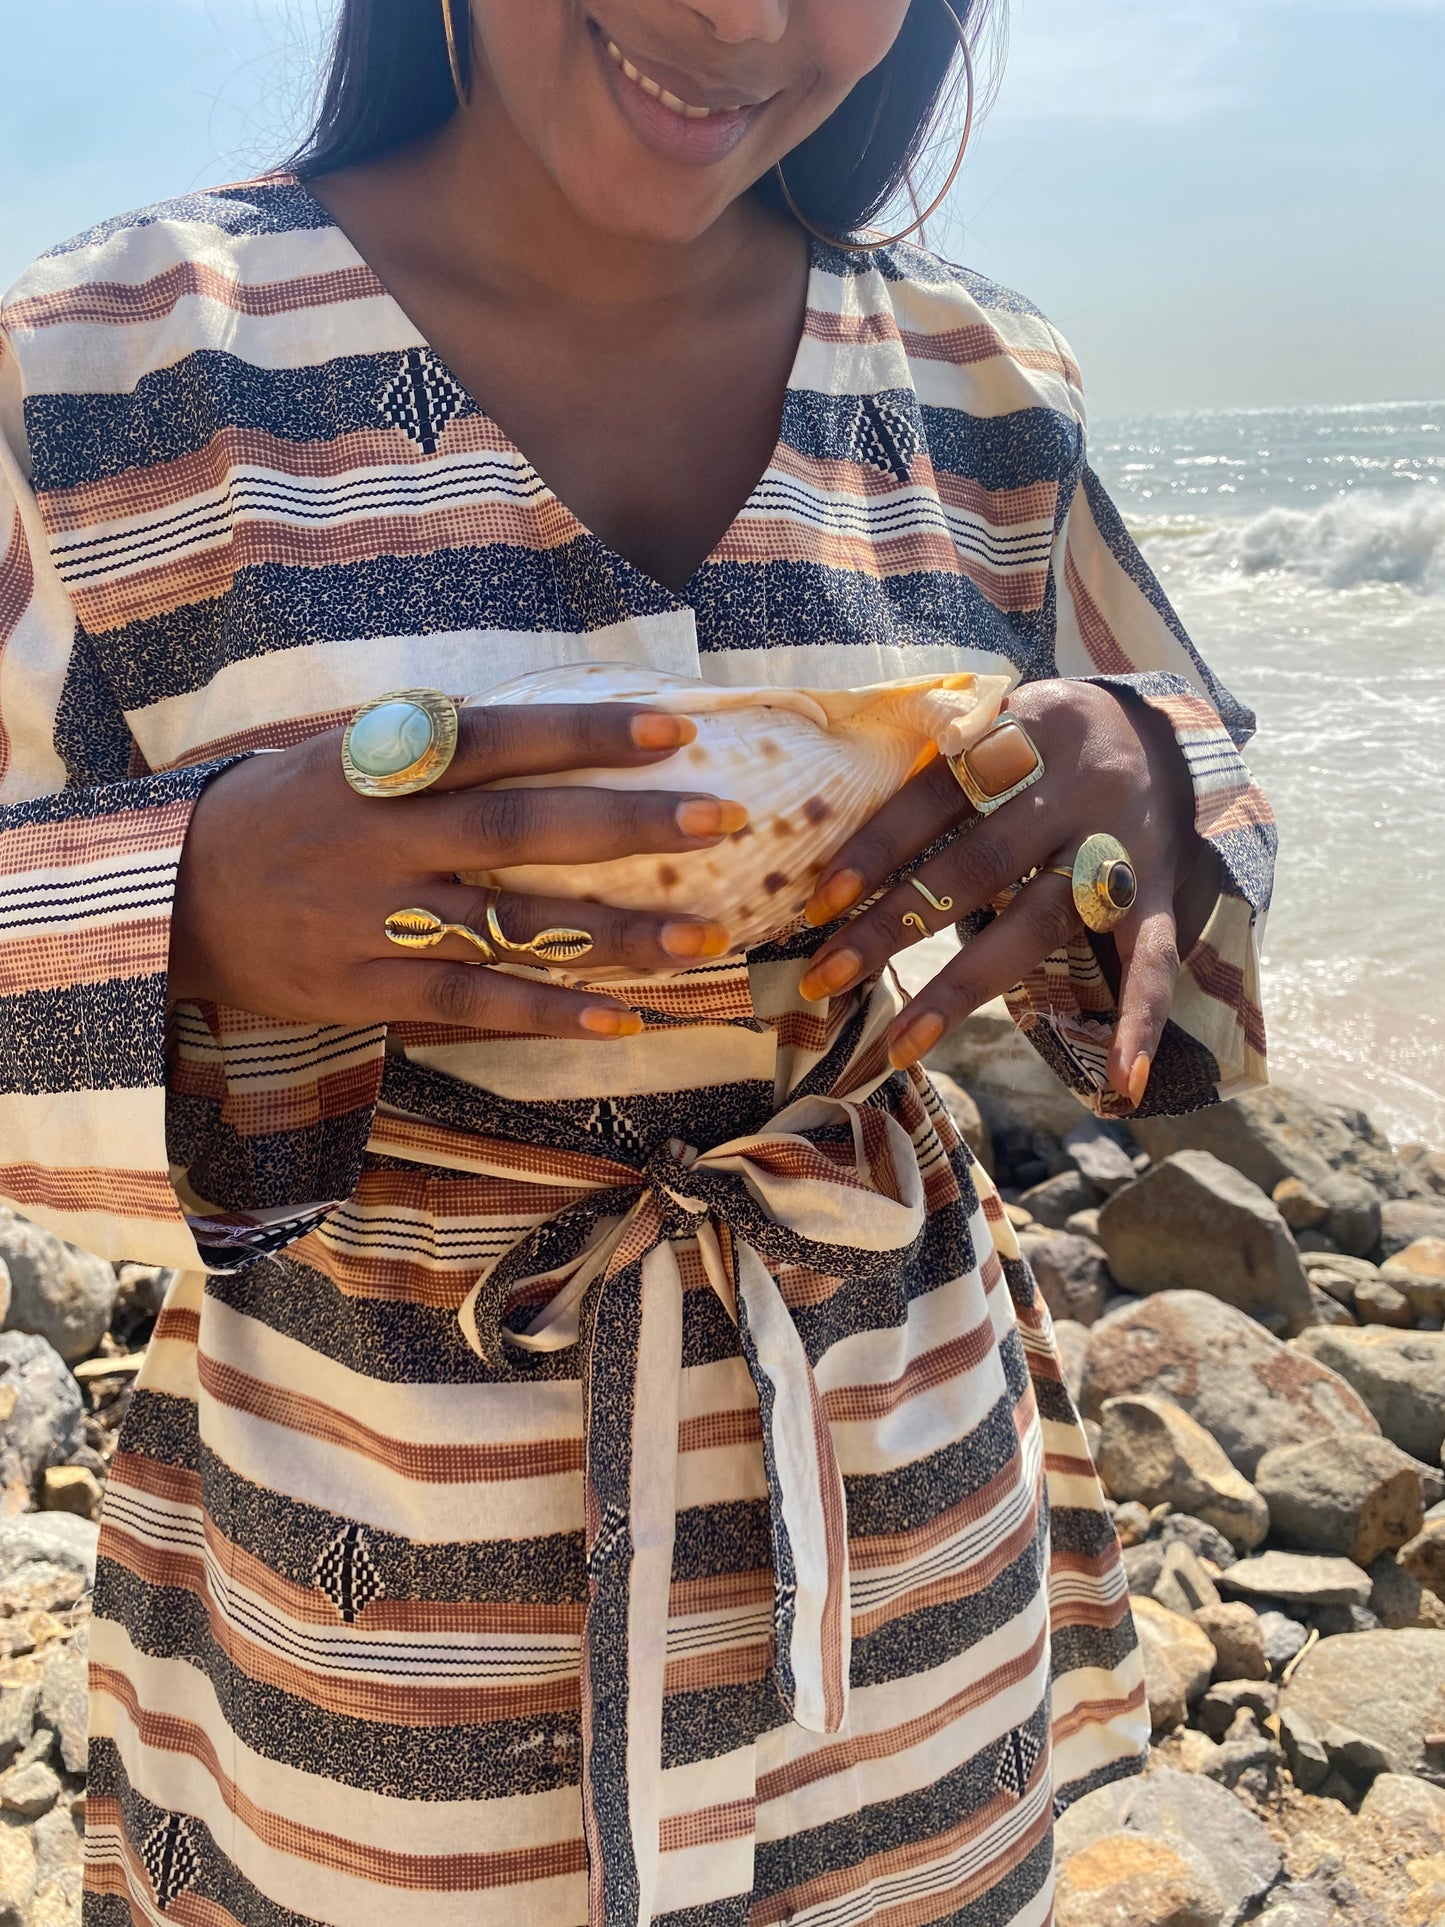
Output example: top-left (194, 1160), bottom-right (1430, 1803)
top-left (390, 1079), bottom-right (928, 1927)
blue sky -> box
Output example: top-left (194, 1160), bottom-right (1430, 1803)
top-left (2, 0), bottom-right (1441, 414)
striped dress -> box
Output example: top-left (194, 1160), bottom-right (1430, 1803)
top-left (0, 179), bottom-right (1276, 1927)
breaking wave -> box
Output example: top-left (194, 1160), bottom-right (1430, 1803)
top-left (1132, 489), bottom-right (1445, 597)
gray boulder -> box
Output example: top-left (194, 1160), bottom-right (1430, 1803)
top-left (1130, 1595), bottom-right (1217, 1731)
top-left (1299, 1250), bottom-right (1379, 1306)
top-left (1080, 1291), bottom-right (1379, 1480)
top-left (1194, 1602), bottom-right (1269, 1680)
top-left (1063, 1120), bottom-right (1138, 1196)
top-left (1256, 1610), bottom-right (1310, 1668)
top-left (1016, 1170), bottom-right (1099, 1230)
top-left (1123, 1767), bottom-right (1285, 1927)
top-left (1098, 1395), bottom-right (1268, 1551)
top-left (1198, 1678), bottom-right (1277, 1736)
top-left (1020, 1232), bottom-right (1113, 1327)
top-left (1053, 1831), bottom-right (1224, 1927)
top-left (1278, 1626), bottom-right (1445, 1783)
top-left (1055, 1765), bottom-right (1282, 1927)
top-left (1367, 1550), bottom-right (1445, 1630)
top-left (1158, 1513), bottom-right (1238, 1570)
top-left (1304, 1283), bottom-right (1354, 1328)
top-left (1357, 1770), bottom-right (1445, 1853)
top-left (40, 1644), bottom-right (86, 1777)
top-left (0, 1210), bottom-right (118, 1364)
top-left (1252, 1889), bottom-right (1334, 1927)
top-left (1379, 1196), bottom-right (1445, 1260)
top-left (1097, 1152), bottom-right (1314, 1335)
top-left (1398, 1517), bottom-right (1445, 1594)
top-left (1290, 1325), bottom-right (1445, 1464)
top-left (1217, 1550), bottom-right (1373, 1609)
top-left (0, 1512), bottom-right (98, 1590)
top-left (0, 1334), bottom-right (85, 1514)
top-left (1132, 1084), bottom-right (1413, 1201)
top-left (1381, 1237), bottom-right (1445, 1321)
top-left (1351, 1276), bottom-right (1414, 1327)
top-left (1052, 1319), bottom-right (1089, 1407)
top-left (1254, 1432), bottom-right (1426, 1565)
top-left (1153, 1541), bottom-right (1223, 1618)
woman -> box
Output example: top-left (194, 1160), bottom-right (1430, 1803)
top-left (0, 2), bottom-right (1275, 1922)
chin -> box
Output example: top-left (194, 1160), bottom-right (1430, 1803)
top-left (551, 161), bottom-right (756, 247)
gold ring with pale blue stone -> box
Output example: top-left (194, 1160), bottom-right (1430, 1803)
top-left (1042, 833), bottom-right (1139, 934)
top-left (342, 688), bottom-right (459, 797)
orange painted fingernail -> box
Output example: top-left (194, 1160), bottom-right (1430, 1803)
top-left (804, 870), bottom-right (865, 926)
top-left (888, 1010), bottom-right (945, 1070)
top-left (579, 1007), bottom-right (644, 1038)
top-left (661, 921), bottom-right (732, 960)
top-left (1128, 1052), bottom-right (1151, 1108)
top-left (799, 948), bottom-right (862, 1003)
top-left (630, 712), bottom-right (696, 750)
top-left (675, 798), bottom-right (749, 838)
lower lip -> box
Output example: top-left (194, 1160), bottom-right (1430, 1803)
top-left (588, 25), bottom-right (760, 167)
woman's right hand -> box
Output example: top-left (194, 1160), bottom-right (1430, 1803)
top-left (169, 702), bottom-right (745, 1039)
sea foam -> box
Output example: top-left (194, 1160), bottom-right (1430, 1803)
top-left (1133, 490), bottom-right (1445, 598)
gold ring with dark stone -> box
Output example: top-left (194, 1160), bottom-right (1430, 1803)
top-left (1043, 834), bottom-right (1139, 934)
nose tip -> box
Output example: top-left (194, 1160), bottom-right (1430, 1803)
top-left (683, 0), bottom-right (789, 47)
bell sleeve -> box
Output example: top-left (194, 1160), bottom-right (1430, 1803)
top-left (990, 389), bottom-right (1277, 1118)
top-left (0, 325), bottom-right (382, 1269)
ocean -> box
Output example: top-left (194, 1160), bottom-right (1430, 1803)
top-left (905, 401), bottom-right (1445, 1149)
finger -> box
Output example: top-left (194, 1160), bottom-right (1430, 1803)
top-left (375, 885), bottom-right (734, 972)
top-left (802, 756), bottom-right (971, 924)
top-left (409, 784), bottom-right (749, 874)
top-left (437, 702), bottom-right (700, 790)
top-left (882, 872), bottom-right (1084, 1069)
top-left (1107, 893), bottom-right (1182, 1106)
top-left (363, 956), bottom-right (647, 1040)
top-left (799, 812), bottom-right (1046, 1003)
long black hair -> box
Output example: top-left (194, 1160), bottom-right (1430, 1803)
top-left (291, 1), bottom-right (996, 238)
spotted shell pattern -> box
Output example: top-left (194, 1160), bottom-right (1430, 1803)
top-left (459, 662), bottom-right (1012, 980)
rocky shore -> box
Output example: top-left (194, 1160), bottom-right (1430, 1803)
top-left (0, 1006), bottom-right (1440, 1926)
top-left (928, 1007), bottom-right (1445, 1927)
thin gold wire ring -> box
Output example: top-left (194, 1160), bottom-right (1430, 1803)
top-left (441, 0), bottom-right (470, 110)
top-left (774, 0), bottom-right (975, 254)
top-left (901, 875), bottom-right (956, 940)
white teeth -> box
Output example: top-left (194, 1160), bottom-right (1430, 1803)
top-left (602, 33), bottom-right (723, 120)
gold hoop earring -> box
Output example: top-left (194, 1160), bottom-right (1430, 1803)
top-left (775, 0), bottom-right (975, 254)
top-left (441, 0), bottom-right (470, 110)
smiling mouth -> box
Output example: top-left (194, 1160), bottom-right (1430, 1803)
top-left (599, 33), bottom-right (750, 121)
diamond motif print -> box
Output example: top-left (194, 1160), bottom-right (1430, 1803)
top-left (851, 395), bottom-right (921, 483)
top-left (585, 1098), bottom-right (644, 1154)
top-left (587, 1502), bottom-right (631, 1576)
top-left (313, 1521), bottom-right (385, 1624)
top-left (380, 347), bottom-right (468, 454)
top-left (141, 1812), bottom-right (202, 1912)
top-left (995, 1723), bottom-right (1043, 1799)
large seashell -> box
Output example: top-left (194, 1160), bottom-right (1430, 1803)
top-left (458, 662), bottom-right (1012, 979)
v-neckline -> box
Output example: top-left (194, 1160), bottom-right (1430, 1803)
top-left (285, 172), bottom-right (820, 611)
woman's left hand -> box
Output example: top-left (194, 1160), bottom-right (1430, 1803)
top-left (797, 679), bottom-right (1208, 1105)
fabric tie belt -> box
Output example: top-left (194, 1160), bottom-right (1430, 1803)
top-left (369, 1049), bottom-right (934, 1927)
